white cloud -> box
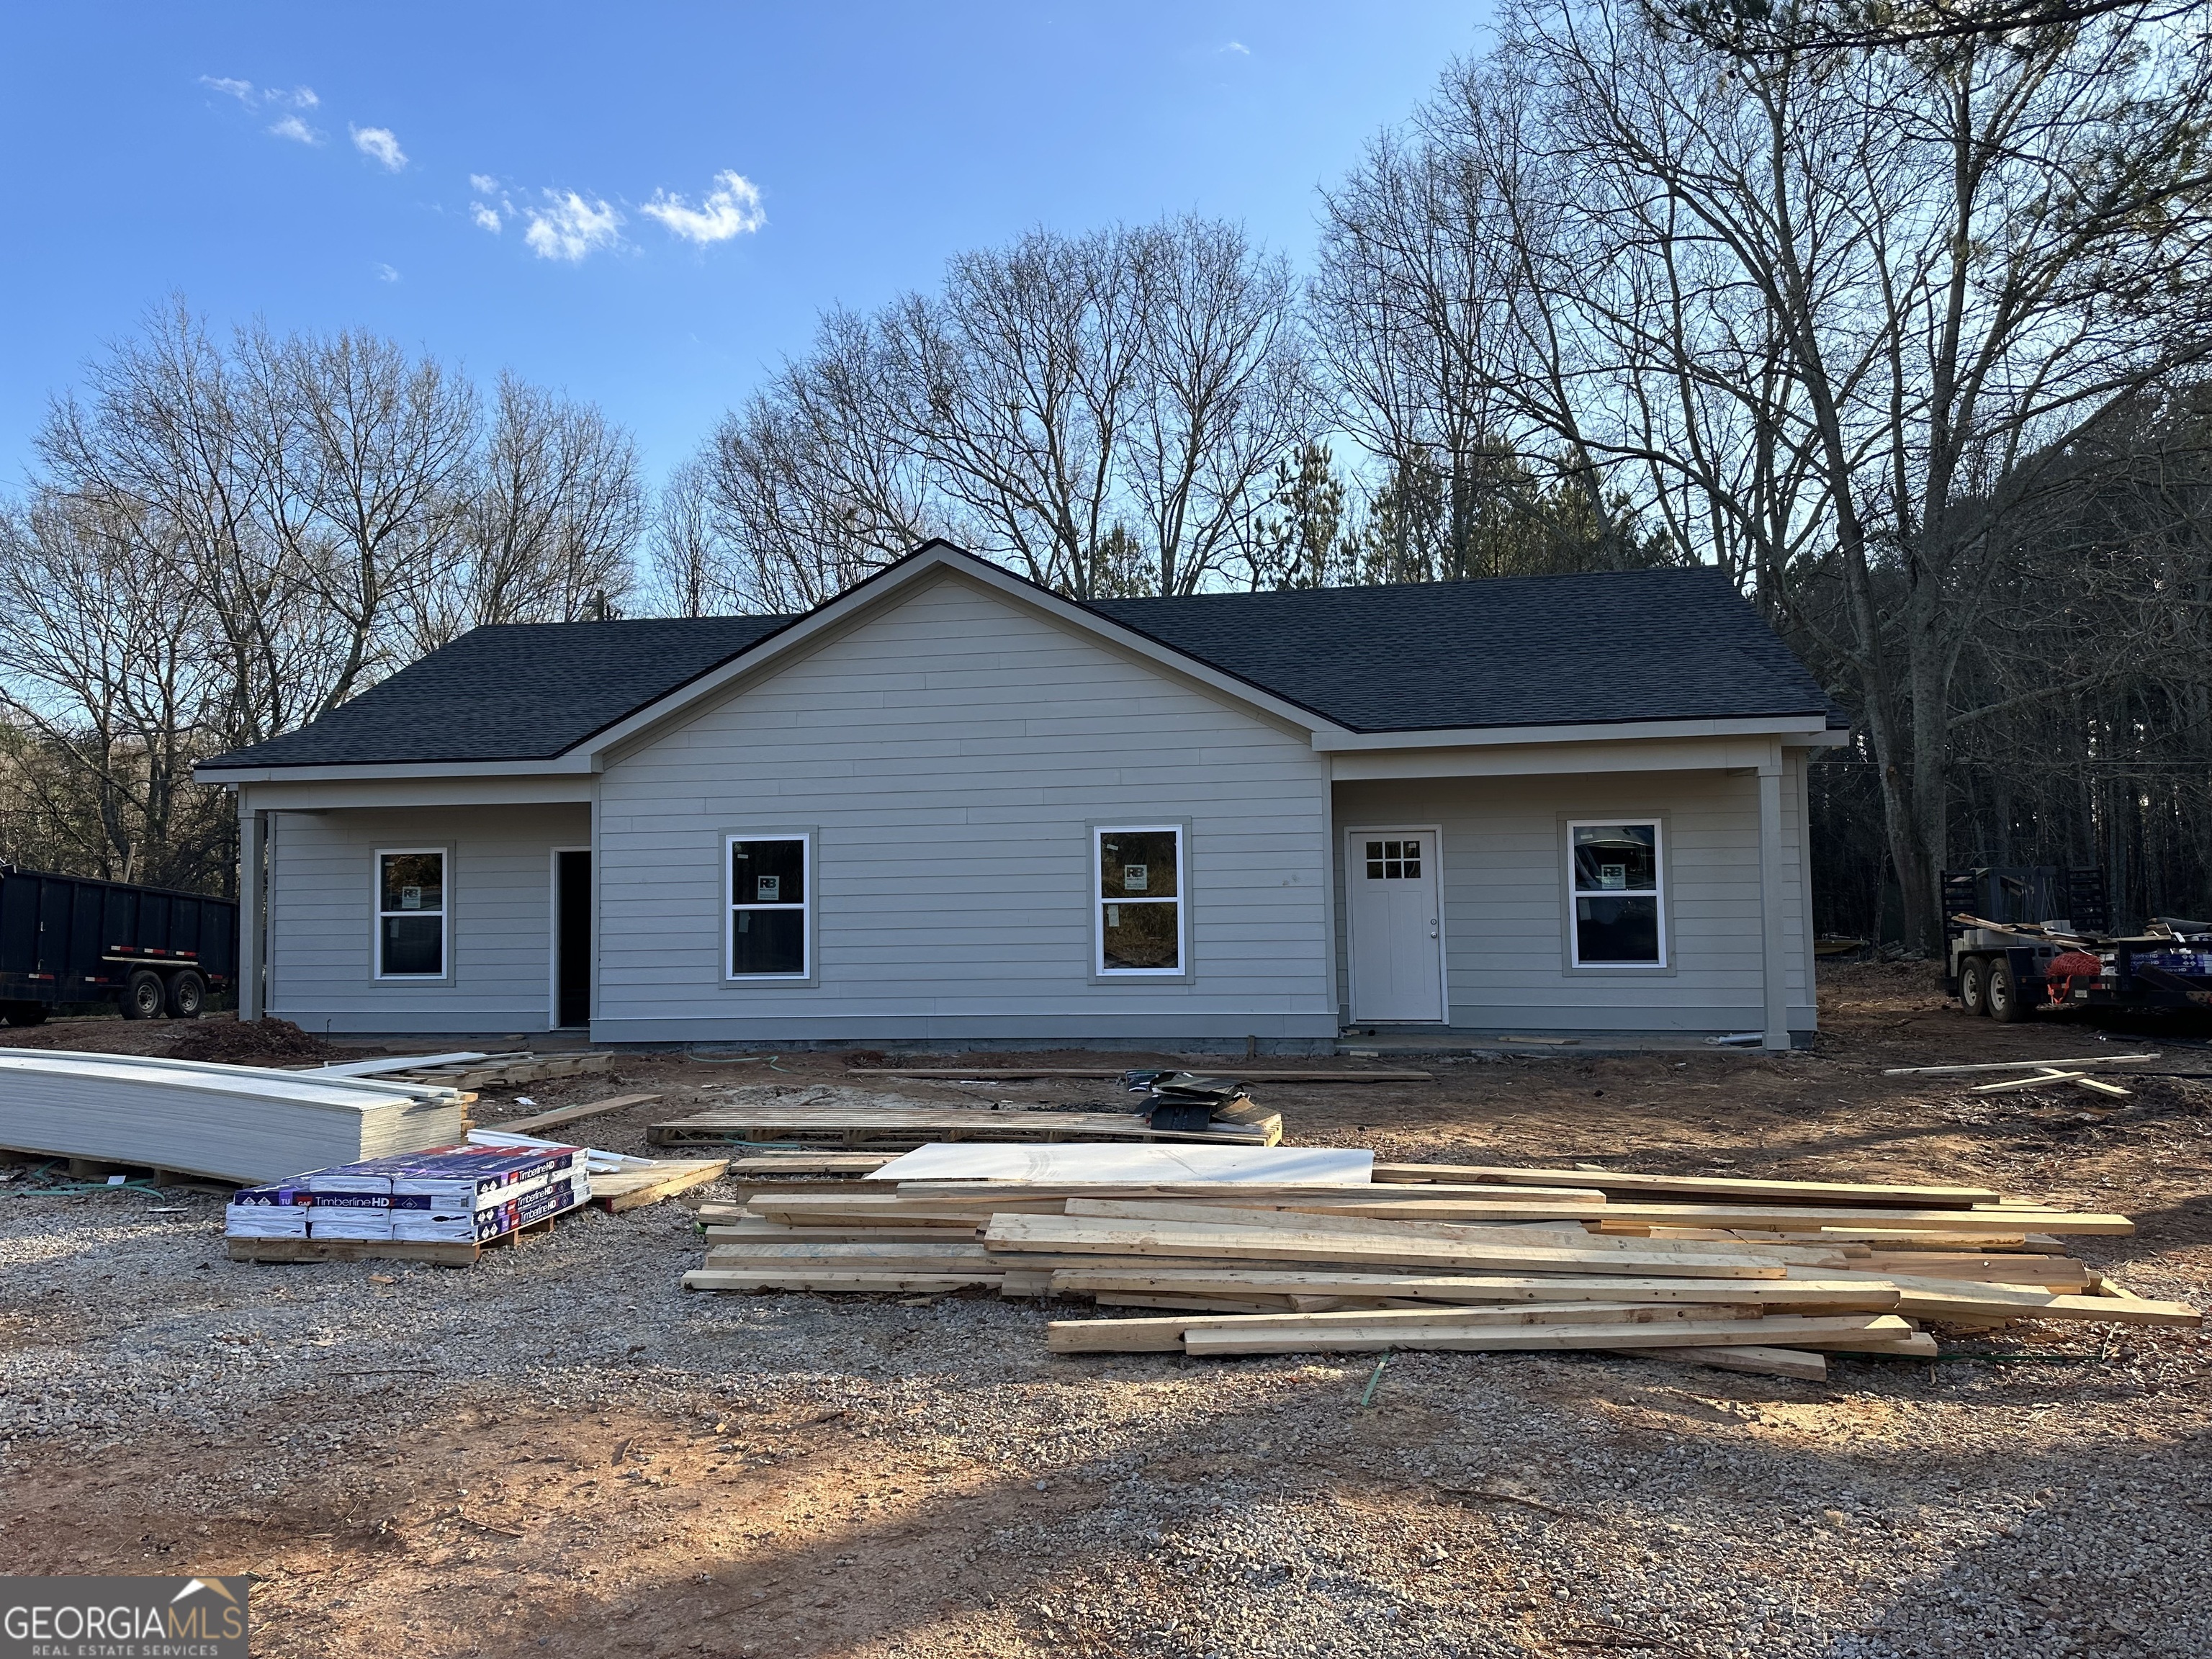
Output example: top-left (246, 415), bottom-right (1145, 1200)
top-left (471, 201), bottom-right (503, 233)
top-left (284, 86), bottom-right (319, 109)
top-left (201, 75), bottom-right (255, 102)
top-left (374, 263), bottom-right (401, 282)
top-left (639, 169), bottom-right (765, 245)
top-left (352, 125), bottom-right (407, 171)
top-left (1222, 40), bottom-right (1251, 55)
top-left (523, 191), bottom-right (623, 261)
top-left (267, 114), bottom-right (323, 145)
top-left (468, 173), bottom-right (499, 194)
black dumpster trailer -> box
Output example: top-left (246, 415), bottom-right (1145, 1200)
top-left (0, 864), bottom-right (238, 1025)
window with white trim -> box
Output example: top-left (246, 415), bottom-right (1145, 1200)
top-left (1096, 826), bottom-right (1183, 974)
top-left (728, 835), bottom-right (809, 979)
top-left (1568, 821), bottom-right (1664, 966)
top-left (376, 850), bottom-right (446, 978)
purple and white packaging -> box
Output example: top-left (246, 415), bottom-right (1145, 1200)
top-left (225, 1180), bottom-right (315, 1239)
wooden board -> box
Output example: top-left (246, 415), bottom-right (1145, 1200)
top-left (225, 1213), bottom-right (565, 1267)
top-left (1369, 1163), bottom-right (1999, 1209)
top-left (1609, 1344), bottom-right (1828, 1381)
top-left (683, 1270), bottom-right (1001, 1292)
top-left (587, 1158), bottom-right (729, 1213)
top-left (650, 1105), bottom-right (1281, 1148)
top-left (1181, 1312), bottom-right (1910, 1357)
top-left (726, 1153), bottom-right (896, 1175)
top-left (1045, 1269), bottom-right (1904, 1309)
top-left (868, 1144), bottom-right (1370, 1185)
top-left (982, 1213), bottom-right (1792, 1278)
top-left (848, 1068), bottom-right (1434, 1082)
top-left (500, 1093), bottom-right (662, 1134)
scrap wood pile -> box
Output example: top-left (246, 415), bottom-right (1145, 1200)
top-left (651, 1080), bottom-right (1284, 1151)
top-left (683, 1156), bottom-right (2202, 1382)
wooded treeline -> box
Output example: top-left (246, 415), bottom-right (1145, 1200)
top-left (6, 0), bottom-right (2211, 941)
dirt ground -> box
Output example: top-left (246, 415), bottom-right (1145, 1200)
top-left (3, 962), bottom-right (2209, 1658)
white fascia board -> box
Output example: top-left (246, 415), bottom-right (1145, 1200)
top-left (194, 755), bottom-right (596, 788)
top-left (580, 545), bottom-right (1354, 760)
top-left (238, 776), bottom-right (595, 811)
top-left (1312, 713), bottom-right (1832, 752)
top-left (1331, 733), bottom-right (1786, 782)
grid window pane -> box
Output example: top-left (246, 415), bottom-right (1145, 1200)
top-left (1575, 896), bottom-right (1660, 963)
top-left (732, 839), bottom-right (805, 906)
top-left (1102, 900), bottom-right (1180, 971)
top-left (730, 907), bottom-right (806, 976)
top-left (380, 914), bottom-right (443, 976)
top-left (1572, 824), bottom-right (1658, 893)
top-left (1366, 836), bottom-right (1421, 879)
top-left (380, 853), bottom-right (443, 914)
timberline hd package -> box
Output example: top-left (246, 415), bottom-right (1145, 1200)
top-left (227, 1145), bottom-right (592, 1247)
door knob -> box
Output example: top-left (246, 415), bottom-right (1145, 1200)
top-left (1430, 919), bottom-right (1439, 938)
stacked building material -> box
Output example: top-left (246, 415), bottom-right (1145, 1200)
top-left (225, 1143), bottom-right (592, 1249)
top-left (0, 1049), bottom-right (467, 1183)
top-left (682, 1153), bottom-right (2200, 1380)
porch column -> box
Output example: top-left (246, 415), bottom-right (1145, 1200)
top-left (237, 804), bottom-right (266, 1023)
top-left (1758, 759), bottom-right (1790, 1050)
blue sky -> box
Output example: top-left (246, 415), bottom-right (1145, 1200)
top-left (1, 4), bottom-right (1482, 485)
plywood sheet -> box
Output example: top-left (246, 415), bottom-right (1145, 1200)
top-left (865, 1143), bottom-right (1373, 1185)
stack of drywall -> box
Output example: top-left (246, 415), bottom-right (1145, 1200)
top-left (681, 1149), bottom-right (2201, 1380)
top-left (0, 1050), bottom-right (467, 1183)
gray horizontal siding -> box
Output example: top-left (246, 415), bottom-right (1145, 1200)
top-left (266, 804), bottom-right (586, 1033)
top-left (1333, 768), bottom-right (1815, 1035)
top-left (592, 574), bottom-right (1339, 1040)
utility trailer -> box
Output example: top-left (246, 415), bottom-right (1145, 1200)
top-left (0, 863), bottom-right (237, 1026)
top-left (1942, 865), bottom-right (2212, 1022)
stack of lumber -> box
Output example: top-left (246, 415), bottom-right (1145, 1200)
top-left (0, 1049), bottom-right (467, 1184)
top-left (682, 1156), bottom-right (2200, 1381)
top-left (651, 1092), bottom-right (1283, 1149)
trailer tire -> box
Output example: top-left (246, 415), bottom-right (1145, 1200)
top-left (164, 969), bottom-right (206, 1020)
top-left (1, 1000), bottom-right (46, 1027)
top-left (1958, 956), bottom-right (1990, 1017)
top-left (120, 969), bottom-right (166, 1020)
top-left (1986, 958), bottom-right (2032, 1023)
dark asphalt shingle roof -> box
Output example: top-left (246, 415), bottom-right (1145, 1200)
top-left (203, 616), bottom-right (791, 768)
top-left (1087, 567), bottom-right (1835, 733)
top-left (200, 559), bottom-right (1835, 771)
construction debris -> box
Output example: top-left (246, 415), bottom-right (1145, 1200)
top-left (681, 1150), bottom-right (2198, 1381)
top-left (649, 1086), bottom-right (1283, 1149)
top-left (847, 1067), bottom-right (1434, 1083)
top-left (0, 1049), bottom-right (467, 1184)
top-left (1882, 1054), bottom-right (2158, 1100)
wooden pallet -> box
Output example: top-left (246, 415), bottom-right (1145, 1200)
top-left (588, 1158), bottom-right (729, 1213)
top-left (225, 1212), bottom-right (567, 1267)
top-left (402, 1053), bottom-right (616, 1090)
top-left (649, 1105), bottom-right (1282, 1150)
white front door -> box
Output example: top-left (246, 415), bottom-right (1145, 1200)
top-left (1346, 829), bottom-right (1445, 1022)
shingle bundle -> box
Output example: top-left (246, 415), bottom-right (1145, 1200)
top-left (683, 1155), bottom-right (2200, 1380)
top-left (225, 1144), bottom-right (593, 1244)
